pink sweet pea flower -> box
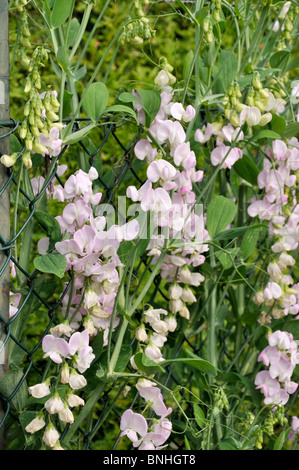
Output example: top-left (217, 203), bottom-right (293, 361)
top-left (120, 409), bottom-right (148, 444)
top-left (42, 335), bottom-right (70, 364)
top-left (210, 145), bottom-right (242, 169)
top-left (39, 126), bottom-right (63, 157)
top-left (147, 159), bottom-right (177, 185)
top-left (138, 387), bottom-right (172, 417)
top-left (68, 329), bottom-right (95, 373)
top-left (173, 142), bottom-right (196, 170)
top-left (134, 139), bottom-right (157, 162)
top-left (254, 370), bottom-right (281, 397)
top-left (263, 281), bottom-right (282, 300)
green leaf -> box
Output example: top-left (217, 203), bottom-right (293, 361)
top-left (206, 196), bottom-right (237, 239)
top-left (233, 154), bottom-right (260, 185)
top-left (281, 122), bottom-right (299, 140)
top-left (214, 51), bottom-right (238, 94)
top-left (34, 211), bottom-right (62, 251)
top-left (270, 50), bottom-right (289, 69)
top-left (215, 248), bottom-right (239, 270)
top-left (137, 89), bottom-right (161, 127)
top-left (193, 404), bottom-right (205, 429)
top-left (218, 438), bottom-right (239, 450)
top-left (56, 45), bottom-right (70, 71)
top-left (241, 226), bottom-right (260, 259)
top-left (183, 50), bottom-right (194, 82)
top-left (271, 114), bottom-right (286, 136)
top-left (115, 345), bottom-right (132, 373)
top-left (119, 89), bottom-right (161, 127)
top-left (273, 427), bottom-right (291, 450)
top-left (0, 370), bottom-right (28, 411)
top-left (62, 122), bottom-right (97, 145)
top-left (195, 7), bottom-right (209, 25)
top-left (63, 17), bottom-right (80, 47)
top-left (82, 82), bottom-right (109, 122)
top-left (104, 104), bottom-right (138, 123)
top-left (285, 56), bottom-right (299, 72)
top-left (214, 224), bottom-right (263, 240)
top-left (184, 435), bottom-right (192, 450)
top-left (134, 352), bottom-right (166, 375)
top-left (51, 0), bottom-right (74, 28)
top-left (250, 129), bottom-right (281, 142)
top-left (228, 372), bottom-right (261, 407)
top-left (33, 253), bottom-right (67, 278)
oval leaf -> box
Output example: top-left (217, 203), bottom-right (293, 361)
top-left (206, 196), bottom-right (237, 239)
top-left (51, 0), bottom-right (74, 28)
top-left (82, 82), bottom-right (109, 122)
top-left (34, 253), bottom-right (67, 278)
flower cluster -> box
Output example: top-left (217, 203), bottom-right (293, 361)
top-left (254, 330), bottom-right (299, 407)
top-left (0, 89), bottom-right (63, 169)
top-left (25, 326), bottom-right (93, 448)
top-left (120, 380), bottom-right (172, 450)
top-left (50, 166), bottom-right (139, 343)
top-left (248, 137), bottom-right (299, 323)
top-left (126, 72), bottom-right (210, 364)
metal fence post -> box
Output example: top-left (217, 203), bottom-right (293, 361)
top-left (0, 0), bottom-right (10, 451)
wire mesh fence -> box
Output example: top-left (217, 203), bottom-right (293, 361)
top-left (0, 113), bottom-right (210, 450)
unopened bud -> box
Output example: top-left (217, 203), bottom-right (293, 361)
top-left (22, 151), bottom-right (32, 169)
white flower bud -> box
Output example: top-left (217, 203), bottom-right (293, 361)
top-left (164, 315), bottom-right (177, 332)
top-left (136, 378), bottom-right (157, 391)
top-left (278, 253), bottom-right (295, 270)
top-left (178, 305), bottom-right (190, 320)
top-left (22, 152), bottom-right (32, 169)
top-left (102, 280), bottom-right (118, 295)
top-left (267, 262), bottom-right (282, 280)
top-left (130, 355), bottom-right (138, 370)
top-left (50, 323), bottom-right (74, 338)
top-left (144, 344), bottom-right (164, 363)
top-left (44, 394), bottom-right (64, 414)
top-left (181, 287), bottom-right (197, 303)
top-left (67, 393), bottom-right (85, 408)
top-left (259, 113), bottom-right (272, 126)
top-left (169, 298), bottom-right (184, 314)
top-left (28, 381), bottom-right (51, 399)
top-left (254, 291), bottom-right (264, 305)
top-left (69, 371), bottom-right (87, 390)
top-left (43, 424), bottom-right (60, 448)
top-left (0, 153), bottom-right (18, 168)
top-left (151, 320), bottom-right (169, 335)
top-left (25, 415), bottom-right (46, 434)
top-left (58, 405), bottom-right (74, 424)
top-left (83, 288), bottom-right (99, 310)
top-left (168, 283), bottom-right (183, 300)
top-left (136, 324), bottom-right (148, 343)
top-left (83, 316), bottom-right (98, 336)
top-left (60, 363), bottom-right (70, 385)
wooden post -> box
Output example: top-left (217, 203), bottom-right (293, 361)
top-left (0, 0), bottom-right (10, 451)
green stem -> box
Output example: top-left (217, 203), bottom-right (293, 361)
top-left (235, 184), bottom-right (247, 359)
top-left (12, 163), bottom-right (23, 265)
top-left (74, 0), bottom-right (112, 72)
top-left (206, 248), bottom-right (217, 370)
top-left (69, 3), bottom-right (93, 62)
top-left (108, 318), bottom-right (128, 376)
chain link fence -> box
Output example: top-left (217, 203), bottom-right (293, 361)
top-left (0, 110), bottom-right (210, 450)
